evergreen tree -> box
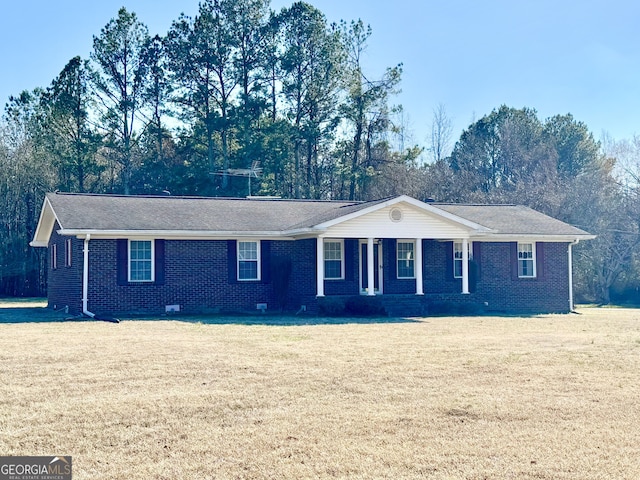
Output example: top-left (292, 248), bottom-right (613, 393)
top-left (40, 56), bottom-right (103, 193)
top-left (339, 19), bottom-right (402, 200)
top-left (166, 0), bottom-right (241, 191)
top-left (278, 2), bottom-right (344, 198)
top-left (91, 7), bottom-right (151, 194)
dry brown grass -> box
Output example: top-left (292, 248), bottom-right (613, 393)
top-left (1, 304), bottom-right (640, 479)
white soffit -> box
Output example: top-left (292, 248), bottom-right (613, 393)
top-left (30, 198), bottom-right (58, 247)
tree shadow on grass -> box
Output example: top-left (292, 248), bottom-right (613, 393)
top-left (126, 314), bottom-right (424, 326)
top-left (0, 307), bottom-right (84, 324)
top-left (0, 305), bottom-right (423, 325)
top-left (1, 308), bottom-right (557, 326)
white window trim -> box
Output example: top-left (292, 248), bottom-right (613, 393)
top-left (128, 239), bottom-right (155, 283)
top-left (65, 238), bottom-right (72, 267)
top-left (396, 239), bottom-right (416, 279)
top-left (517, 242), bottom-right (536, 278)
top-left (237, 240), bottom-right (261, 281)
top-left (453, 241), bottom-right (473, 278)
top-left (323, 239), bottom-right (345, 280)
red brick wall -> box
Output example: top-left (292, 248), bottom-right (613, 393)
top-left (474, 242), bottom-right (570, 313)
top-left (47, 235), bottom-right (572, 316)
top-left (87, 239), bottom-right (318, 315)
top-left (47, 223), bottom-right (83, 313)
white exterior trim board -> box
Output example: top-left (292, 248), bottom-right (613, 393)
top-left (58, 230), bottom-right (297, 241)
top-left (30, 198), bottom-right (62, 247)
top-left (321, 202), bottom-right (480, 239)
top-left (315, 195), bottom-right (492, 232)
top-left (470, 234), bottom-right (596, 242)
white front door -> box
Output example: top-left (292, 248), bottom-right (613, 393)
top-left (359, 240), bottom-right (383, 294)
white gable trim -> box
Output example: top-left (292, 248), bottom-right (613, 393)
top-left (313, 195), bottom-right (492, 232)
top-left (30, 197), bottom-right (60, 247)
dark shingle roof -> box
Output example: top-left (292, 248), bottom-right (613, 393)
top-left (44, 193), bottom-right (592, 238)
top-left (432, 204), bottom-right (590, 236)
top-left (286, 197), bottom-right (392, 230)
top-left (47, 193), bottom-right (363, 232)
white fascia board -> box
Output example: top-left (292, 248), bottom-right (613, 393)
top-left (312, 196), bottom-right (406, 228)
top-left (397, 196), bottom-right (492, 231)
top-left (62, 229), bottom-right (297, 241)
top-left (313, 195), bottom-right (493, 233)
top-left (282, 228), bottom-right (323, 238)
top-left (30, 197), bottom-right (61, 247)
top-left (470, 233), bottom-right (596, 242)
top-left (29, 240), bottom-right (49, 247)
top-left (56, 229), bottom-right (595, 243)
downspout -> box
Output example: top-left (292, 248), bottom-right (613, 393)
top-left (82, 234), bottom-right (95, 318)
top-left (568, 239), bottom-right (579, 312)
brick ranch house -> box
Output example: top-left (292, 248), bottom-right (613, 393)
top-left (31, 192), bottom-right (594, 317)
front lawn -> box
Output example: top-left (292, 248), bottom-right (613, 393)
top-left (1, 307), bottom-right (639, 478)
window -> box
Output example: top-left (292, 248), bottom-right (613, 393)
top-left (397, 240), bottom-right (415, 279)
top-left (50, 244), bottom-right (57, 270)
top-left (453, 242), bottom-right (473, 278)
top-left (238, 241), bottom-right (260, 281)
top-left (324, 240), bottom-right (344, 279)
top-left (129, 240), bottom-right (154, 282)
top-left (117, 239), bottom-right (164, 286)
top-left (518, 242), bottom-right (536, 278)
top-left (65, 238), bottom-right (72, 267)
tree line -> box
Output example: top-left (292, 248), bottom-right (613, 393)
top-left (1, 1), bottom-right (638, 304)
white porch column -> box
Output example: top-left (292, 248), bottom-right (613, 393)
top-left (316, 237), bottom-right (324, 297)
top-left (462, 238), bottom-right (470, 294)
top-left (415, 238), bottom-right (424, 295)
top-left (367, 237), bottom-right (375, 296)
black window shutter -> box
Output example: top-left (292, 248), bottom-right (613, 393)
top-left (261, 240), bottom-right (271, 283)
top-left (117, 239), bottom-right (128, 286)
top-left (155, 239), bottom-right (165, 285)
top-left (344, 239), bottom-right (356, 281)
top-left (472, 242), bottom-right (482, 274)
top-left (470, 242), bottom-right (481, 292)
top-left (510, 242), bottom-right (519, 280)
top-left (536, 242), bottom-right (545, 280)
top-left (227, 240), bottom-right (238, 283)
top-left (388, 239), bottom-right (397, 279)
top-left (446, 241), bottom-right (454, 281)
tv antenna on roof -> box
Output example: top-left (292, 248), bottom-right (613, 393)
top-left (212, 161), bottom-right (263, 196)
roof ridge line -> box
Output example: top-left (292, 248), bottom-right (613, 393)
top-left (434, 202), bottom-right (519, 207)
top-left (52, 192), bottom-right (362, 203)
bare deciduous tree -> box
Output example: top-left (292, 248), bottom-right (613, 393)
top-left (428, 103), bottom-right (453, 163)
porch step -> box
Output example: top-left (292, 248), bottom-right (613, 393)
top-left (380, 295), bottom-right (427, 318)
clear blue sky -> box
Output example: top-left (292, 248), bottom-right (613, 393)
top-left (2, 0), bottom-right (639, 146)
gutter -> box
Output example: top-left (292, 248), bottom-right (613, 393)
top-left (568, 239), bottom-right (580, 312)
top-left (56, 228), bottom-right (597, 243)
top-left (470, 234), bottom-right (596, 242)
top-left (60, 229), bottom-right (299, 240)
top-left (82, 234), bottom-right (95, 318)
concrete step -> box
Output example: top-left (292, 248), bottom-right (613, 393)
top-left (381, 296), bottom-right (427, 317)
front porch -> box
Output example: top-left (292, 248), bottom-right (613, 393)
top-left (316, 293), bottom-right (485, 318)
top-left (315, 237), bottom-right (474, 299)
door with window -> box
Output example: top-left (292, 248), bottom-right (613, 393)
top-left (360, 240), bottom-right (383, 294)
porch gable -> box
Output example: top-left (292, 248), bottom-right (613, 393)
top-left (313, 196), bottom-right (490, 239)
